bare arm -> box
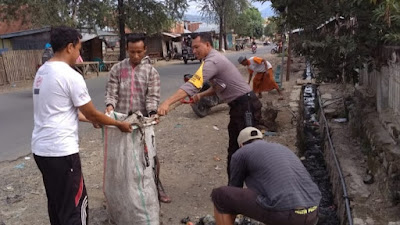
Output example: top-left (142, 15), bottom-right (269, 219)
top-left (248, 73), bottom-right (253, 84)
top-left (79, 101), bottom-right (132, 132)
top-left (261, 59), bottom-right (269, 72)
top-left (78, 110), bottom-right (90, 122)
top-left (157, 89), bottom-right (188, 116)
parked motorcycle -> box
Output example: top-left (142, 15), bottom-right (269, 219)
top-left (182, 74), bottom-right (222, 118)
top-left (271, 44), bottom-right (287, 54)
top-left (271, 44), bottom-right (279, 54)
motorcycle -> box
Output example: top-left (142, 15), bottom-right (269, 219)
top-left (271, 44), bottom-right (287, 54)
top-left (182, 74), bottom-right (222, 118)
top-left (251, 44), bottom-right (257, 54)
top-left (270, 44), bottom-right (279, 54)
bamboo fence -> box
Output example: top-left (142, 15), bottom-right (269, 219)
top-left (0, 50), bottom-right (43, 85)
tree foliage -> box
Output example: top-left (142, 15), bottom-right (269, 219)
top-left (264, 16), bottom-right (279, 38)
top-left (0, 0), bottom-right (114, 28)
top-left (197, 0), bottom-right (248, 50)
top-left (253, 0), bottom-right (400, 84)
top-left (232, 7), bottom-right (264, 38)
top-left (0, 0), bottom-right (187, 32)
top-left (0, 0), bottom-right (188, 59)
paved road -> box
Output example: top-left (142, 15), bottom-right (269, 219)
top-left (0, 46), bottom-right (272, 161)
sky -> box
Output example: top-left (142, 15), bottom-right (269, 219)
top-left (185, 1), bottom-right (273, 16)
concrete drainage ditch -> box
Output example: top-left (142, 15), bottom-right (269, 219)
top-left (298, 84), bottom-right (346, 225)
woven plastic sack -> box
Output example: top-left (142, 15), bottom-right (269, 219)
top-left (103, 112), bottom-right (159, 225)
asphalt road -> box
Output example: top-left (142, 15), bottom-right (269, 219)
top-left (0, 45), bottom-right (272, 161)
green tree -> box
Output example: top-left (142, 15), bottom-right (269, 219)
top-left (0, 0), bottom-right (114, 28)
top-left (252, 0), bottom-right (400, 84)
top-left (117, 0), bottom-right (187, 59)
top-left (264, 18), bottom-right (278, 38)
top-left (198, 0), bottom-right (248, 50)
top-left (0, 0), bottom-right (188, 59)
top-left (232, 7), bottom-right (264, 38)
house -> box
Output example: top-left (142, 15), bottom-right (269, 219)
top-left (0, 15), bottom-right (33, 51)
top-left (0, 27), bottom-right (51, 51)
top-left (80, 33), bottom-right (103, 61)
top-left (146, 32), bottom-right (182, 59)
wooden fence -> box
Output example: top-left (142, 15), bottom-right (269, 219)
top-left (388, 63), bottom-right (400, 114)
top-left (0, 50), bottom-right (43, 85)
top-left (359, 47), bottom-right (400, 115)
top-left (0, 56), bottom-right (6, 86)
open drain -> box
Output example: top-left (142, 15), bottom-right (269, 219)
top-left (299, 84), bottom-right (340, 225)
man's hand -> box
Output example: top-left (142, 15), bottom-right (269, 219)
top-left (157, 89), bottom-right (189, 116)
top-left (117, 121), bottom-right (133, 133)
top-left (157, 102), bottom-right (170, 116)
top-left (105, 105), bottom-right (114, 113)
top-left (192, 93), bottom-right (202, 103)
top-left (150, 114), bottom-right (160, 124)
top-left (92, 123), bottom-right (102, 129)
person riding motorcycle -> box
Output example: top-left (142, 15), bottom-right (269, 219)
top-left (251, 40), bottom-right (257, 54)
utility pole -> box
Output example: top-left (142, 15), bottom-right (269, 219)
top-left (118, 0), bottom-right (126, 60)
top-left (286, 30), bottom-right (292, 81)
top-left (279, 6), bottom-right (288, 85)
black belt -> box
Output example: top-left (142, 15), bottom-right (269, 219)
top-left (228, 91), bottom-right (255, 107)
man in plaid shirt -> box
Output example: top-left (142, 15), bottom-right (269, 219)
top-left (105, 34), bottom-right (171, 203)
top-left (105, 36), bottom-right (160, 116)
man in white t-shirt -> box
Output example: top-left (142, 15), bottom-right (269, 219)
top-left (32, 26), bottom-right (132, 225)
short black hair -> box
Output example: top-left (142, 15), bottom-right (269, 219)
top-left (192, 32), bottom-right (213, 46)
top-left (126, 33), bottom-right (147, 47)
top-left (50, 26), bottom-right (82, 53)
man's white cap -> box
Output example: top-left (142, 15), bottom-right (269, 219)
top-left (237, 127), bottom-right (263, 146)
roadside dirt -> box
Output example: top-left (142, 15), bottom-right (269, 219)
top-left (0, 53), bottom-right (300, 225)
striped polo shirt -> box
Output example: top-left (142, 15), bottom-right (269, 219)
top-left (229, 140), bottom-right (321, 210)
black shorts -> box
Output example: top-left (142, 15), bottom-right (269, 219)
top-left (211, 186), bottom-right (318, 225)
top-left (34, 153), bottom-right (89, 225)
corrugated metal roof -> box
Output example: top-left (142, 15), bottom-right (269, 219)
top-left (195, 23), bottom-right (219, 33)
top-left (162, 32), bottom-right (181, 38)
top-left (0, 26), bottom-right (51, 39)
top-left (97, 30), bottom-right (118, 36)
top-left (81, 33), bottom-right (97, 42)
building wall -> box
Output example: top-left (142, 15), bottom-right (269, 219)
top-left (82, 37), bottom-right (103, 61)
top-left (147, 35), bottom-right (163, 58)
top-left (170, 22), bottom-right (184, 34)
top-left (0, 39), bottom-right (12, 50)
top-left (187, 22), bottom-right (201, 32)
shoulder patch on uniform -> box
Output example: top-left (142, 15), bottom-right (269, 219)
top-left (188, 61), bottom-right (204, 89)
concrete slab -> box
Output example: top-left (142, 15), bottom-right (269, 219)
top-left (296, 78), bottom-right (316, 85)
top-left (321, 93), bottom-right (333, 99)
